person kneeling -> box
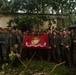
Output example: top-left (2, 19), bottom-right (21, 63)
top-left (9, 44), bottom-right (21, 67)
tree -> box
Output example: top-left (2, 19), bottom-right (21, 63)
top-left (0, 0), bottom-right (76, 14)
top-left (7, 16), bottom-right (49, 31)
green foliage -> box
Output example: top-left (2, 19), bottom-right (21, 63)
top-left (9, 53), bottom-right (14, 61)
top-left (0, 0), bottom-right (76, 14)
top-left (0, 0), bottom-right (3, 7)
top-left (7, 15), bottom-right (49, 31)
top-left (56, 16), bottom-right (71, 29)
top-left (0, 59), bottom-right (74, 75)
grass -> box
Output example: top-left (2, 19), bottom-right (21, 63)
top-left (0, 59), bottom-right (75, 75)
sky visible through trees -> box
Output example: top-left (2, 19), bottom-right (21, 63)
top-left (0, 0), bottom-right (75, 14)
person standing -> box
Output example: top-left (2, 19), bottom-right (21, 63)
top-left (59, 30), bottom-right (63, 62)
top-left (0, 28), bottom-right (3, 64)
top-left (9, 29), bottom-right (17, 51)
top-left (7, 26), bottom-right (12, 56)
top-left (47, 29), bottom-right (52, 61)
top-left (1, 28), bottom-right (10, 63)
top-left (51, 31), bottom-right (61, 63)
top-left (16, 30), bottom-right (23, 55)
top-left (61, 30), bottom-right (71, 66)
top-left (72, 29), bottom-right (76, 66)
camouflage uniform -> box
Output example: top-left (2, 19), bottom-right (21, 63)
top-left (59, 33), bottom-right (63, 62)
top-left (0, 32), bottom-right (3, 63)
top-left (9, 32), bottom-right (22, 55)
top-left (47, 32), bottom-right (52, 61)
top-left (61, 34), bottom-right (71, 66)
top-left (51, 33), bottom-right (61, 63)
top-left (16, 33), bottom-right (22, 55)
top-left (72, 32), bottom-right (76, 66)
top-left (9, 33), bottom-right (17, 49)
top-left (1, 32), bottom-right (9, 63)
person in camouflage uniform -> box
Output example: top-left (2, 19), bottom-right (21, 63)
top-left (1, 28), bottom-right (9, 63)
top-left (0, 28), bottom-right (3, 64)
top-left (9, 29), bottom-right (17, 51)
top-left (10, 43), bottom-right (21, 67)
top-left (47, 29), bottom-right (52, 61)
top-left (59, 31), bottom-right (63, 62)
top-left (51, 31), bottom-right (61, 63)
top-left (16, 30), bottom-right (22, 55)
top-left (7, 26), bottom-right (12, 52)
top-left (9, 29), bottom-right (22, 56)
top-left (72, 29), bottom-right (76, 66)
top-left (61, 30), bottom-right (71, 66)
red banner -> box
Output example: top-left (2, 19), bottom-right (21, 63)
top-left (23, 34), bottom-right (49, 49)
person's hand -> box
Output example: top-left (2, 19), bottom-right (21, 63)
top-left (61, 43), bottom-right (63, 45)
top-left (11, 51), bottom-right (14, 54)
top-left (65, 46), bottom-right (69, 48)
top-left (2, 41), bottom-right (5, 44)
top-left (16, 53), bottom-right (21, 58)
top-left (54, 45), bottom-right (56, 47)
top-left (49, 46), bottom-right (51, 49)
top-left (74, 40), bottom-right (76, 43)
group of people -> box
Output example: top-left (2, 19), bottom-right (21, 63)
top-left (0, 26), bottom-right (76, 67)
top-left (0, 26), bottom-right (22, 66)
top-left (48, 28), bottom-right (76, 67)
